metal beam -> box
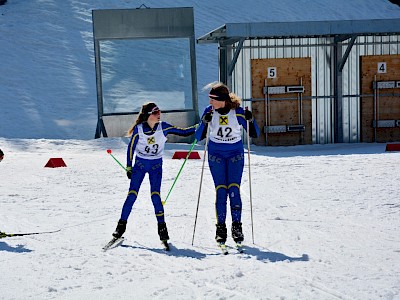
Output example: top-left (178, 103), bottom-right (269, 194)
top-left (227, 39), bottom-right (245, 76)
top-left (334, 42), bottom-right (343, 143)
top-left (337, 35), bottom-right (357, 71)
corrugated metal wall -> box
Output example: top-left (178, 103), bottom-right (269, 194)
top-left (231, 35), bottom-right (400, 144)
top-left (341, 35), bottom-right (400, 143)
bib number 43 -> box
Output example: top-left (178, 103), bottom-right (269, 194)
top-left (145, 144), bottom-right (159, 154)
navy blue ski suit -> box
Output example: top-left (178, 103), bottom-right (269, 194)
top-left (195, 105), bottom-right (260, 224)
top-left (120, 121), bottom-right (196, 222)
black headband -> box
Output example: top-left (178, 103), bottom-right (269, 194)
top-left (209, 89), bottom-right (230, 101)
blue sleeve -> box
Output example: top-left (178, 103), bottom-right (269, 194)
top-left (126, 127), bottom-right (139, 167)
top-left (236, 107), bottom-right (261, 138)
top-left (195, 106), bottom-right (213, 141)
top-left (236, 107), bottom-right (247, 127)
top-left (161, 121), bottom-right (196, 137)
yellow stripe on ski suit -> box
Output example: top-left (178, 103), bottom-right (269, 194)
top-left (127, 190), bottom-right (138, 197)
top-left (214, 183), bottom-right (240, 221)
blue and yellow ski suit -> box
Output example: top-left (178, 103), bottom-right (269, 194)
top-left (195, 105), bottom-right (260, 224)
top-left (120, 121), bottom-right (196, 222)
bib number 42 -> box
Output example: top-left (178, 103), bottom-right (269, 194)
top-left (217, 127), bottom-right (232, 138)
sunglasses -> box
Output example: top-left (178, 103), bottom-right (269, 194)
top-left (148, 106), bottom-right (161, 115)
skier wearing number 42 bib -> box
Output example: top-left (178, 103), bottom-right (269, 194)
top-left (195, 82), bottom-right (260, 247)
top-left (111, 102), bottom-right (196, 246)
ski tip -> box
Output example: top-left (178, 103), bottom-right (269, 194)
top-left (236, 242), bottom-right (244, 253)
top-left (102, 237), bottom-right (124, 252)
top-left (218, 242), bottom-right (229, 255)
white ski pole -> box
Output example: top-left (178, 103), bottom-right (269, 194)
top-left (247, 117), bottom-right (255, 244)
top-left (191, 124), bottom-right (210, 246)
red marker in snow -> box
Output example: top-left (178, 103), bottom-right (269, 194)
top-left (107, 149), bottom-right (112, 154)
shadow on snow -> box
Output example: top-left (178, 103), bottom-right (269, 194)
top-left (121, 243), bottom-right (208, 259)
top-left (243, 245), bottom-right (309, 262)
top-left (120, 242), bottom-right (308, 262)
top-left (0, 241), bottom-right (32, 253)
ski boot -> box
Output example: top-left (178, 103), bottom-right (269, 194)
top-left (215, 223), bottom-right (228, 254)
top-left (215, 223), bottom-right (227, 243)
top-left (231, 221), bottom-right (244, 243)
top-left (158, 222), bottom-right (170, 251)
top-left (112, 219), bottom-right (127, 238)
top-left (157, 222), bottom-right (169, 241)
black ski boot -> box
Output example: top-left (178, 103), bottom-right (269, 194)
top-left (112, 219), bottom-right (127, 238)
top-left (215, 223), bottom-right (227, 243)
top-left (231, 221), bottom-right (244, 242)
top-left (157, 222), bottom-right (169, 241)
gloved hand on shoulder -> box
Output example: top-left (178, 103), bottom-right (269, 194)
top-left (245, 109), bottom-right (253, 121)
top-left (126, 166), bottom-right (132, 179)
top-left (202, 111), bottom-right (213, 123)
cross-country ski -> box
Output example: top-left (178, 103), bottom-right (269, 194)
top-left (102, 237), bottom-right (124, 252)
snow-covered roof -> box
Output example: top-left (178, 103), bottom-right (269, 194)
top-left (197, 18), bottom-right (400, 44)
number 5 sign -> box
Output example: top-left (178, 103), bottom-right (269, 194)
top-left (268, 67), bottom-right (277, 78)
top-left (377, 62), bottom-right (387, 74)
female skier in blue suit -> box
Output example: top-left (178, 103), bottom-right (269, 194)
top-left (195, 82), bottom-right (260, 245)
top-left (112, 102), bottom-right (196, 243)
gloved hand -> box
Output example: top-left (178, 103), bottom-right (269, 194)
top-left (244, 109), bottom-right (253, 121)
top-left (126, 166), bottom-right (132, 179)
top-left (202, 111), bottom-right (213, 123)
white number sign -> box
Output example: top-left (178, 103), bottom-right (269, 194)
top-left (377, 62), bottom-right (387, 74)
top-left (268, 67), bottom-right (277, 78)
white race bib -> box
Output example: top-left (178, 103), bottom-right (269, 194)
top-left (209, 110), bottom-right (241, 144)
top-left (136, 123), bottom-right (167, 159)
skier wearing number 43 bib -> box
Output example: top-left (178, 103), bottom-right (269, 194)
top-left (111, 102), bottom-right (196, 247)
top-left (195, 82), bottom-right (260, 247)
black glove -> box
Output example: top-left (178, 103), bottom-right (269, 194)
top-left (202, 111), bottom-right (213, 123)
top-left (245, 109), bottom-right (253, 121)
top-left (126, 166), bottom-right (132, 179)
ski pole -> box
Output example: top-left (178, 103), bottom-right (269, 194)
top-left (0, 229), bottom-right (61, 239)
top-left (191, 125), bottom-right (210, 245)
top-left (246, 108), bottom-right (255, 244)
top-left (106, 149), bottom-right (127, 171)
top-left (162, 138), bottom-right (197, 206)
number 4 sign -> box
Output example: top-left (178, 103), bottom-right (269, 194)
top-left (377, 62), bottom-right (387, 74)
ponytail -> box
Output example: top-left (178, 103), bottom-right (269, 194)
top-left (126, 102), bottom-right (158, 137)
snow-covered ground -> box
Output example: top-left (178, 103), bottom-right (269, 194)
top-left (1, 137), bottom-right (399, 299)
